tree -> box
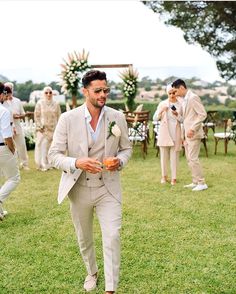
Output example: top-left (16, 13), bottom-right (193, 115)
top-left (143, 1), bottom-right (236, 80)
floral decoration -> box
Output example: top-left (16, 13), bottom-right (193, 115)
top-left (21, 118), bottom-right (36, 150)
top-left (59, 49), bottom-right (90, 95)
top-left (107, 121), bottom-right (121, 139)
top-left (119, 67), bottom-right (139, 111)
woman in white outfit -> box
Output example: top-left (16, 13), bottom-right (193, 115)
top-left (153, 84), bottom-right (183, 185)
top-left (34, 86), bottom-right (61, 171)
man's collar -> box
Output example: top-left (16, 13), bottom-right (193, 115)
top-left (84, 104), bottom-right (107, 119)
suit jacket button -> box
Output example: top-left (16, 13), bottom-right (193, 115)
top-left (86, 178), bottom-right (89, 181)
top-left (99, 177), bottom-right (102, 180)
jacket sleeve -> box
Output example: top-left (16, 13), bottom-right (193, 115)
top-left (116, 113), bottom-right (132, 168)
top-left (48, 113), bottom-right (76, 173)
top-left (190, 95), bottom-right (207, 132)
top-left (153, 102), bottom-right (165, 121)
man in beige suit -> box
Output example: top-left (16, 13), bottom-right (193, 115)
top-left (172, 79), bottom-right (208, 191)
top-left (48, 70), bottom-right (132, 293)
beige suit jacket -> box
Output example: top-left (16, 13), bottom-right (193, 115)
top-left (183, 90), bottom-right (207, 140)
top-left (153, 98), bottom-right (183, 151)
top-left (48, 104), bottom-right (132, 204)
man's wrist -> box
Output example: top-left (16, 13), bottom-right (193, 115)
top-left (117, 159), bottom-right (123, 171)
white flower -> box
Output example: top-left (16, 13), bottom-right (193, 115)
top-left (111, 124), bottom-right (121, 137)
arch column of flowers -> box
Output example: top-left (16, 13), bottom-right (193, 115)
top-left (59, 49), bottom-right (90, 108)
top-left (119, 66), bottom-right (139, 112)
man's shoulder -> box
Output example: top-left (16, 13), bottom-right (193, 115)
top-left (13, 97), bottom-right (21, 103)
top-left (106, 106), bottom-right (124, 117)
top-left (61, 104), bottom-right (84, 119)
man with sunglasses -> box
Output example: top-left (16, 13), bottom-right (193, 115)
top-left (0, 83), bottom-right (20, 220)
top-left (49, 70), bottom-right (132, 293)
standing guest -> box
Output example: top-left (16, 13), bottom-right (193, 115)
top-left (34, 86), bottom-right (61, 171)
top-left (172, 79), bottom-right (208, 191)
top-left (153, 84), bottom-right (183, 185)
top-left (4, 82), bottom-right (30, 170)
top-left (0, 83), bottom-right (20, 220)
top-left (48, 70), bottom-right (132, 293)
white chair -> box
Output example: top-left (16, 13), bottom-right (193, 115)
top-left (127, 111), bottom-right (150, 158)
top-left (214, 119), bottom-right (233, 155)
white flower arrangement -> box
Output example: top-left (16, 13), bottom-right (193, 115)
top-left (107, 121), bottom-right (121, 139)
top-left (119, 67), bottom-right (139, 111)
top-left (59, 49), bottom-right (90, 95)
top-left (21, 118), bottom-right (36, 150)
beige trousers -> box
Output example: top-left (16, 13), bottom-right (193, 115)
top-left (184, 139), bottom-right (205, 185)
top-left (68, 183), bottom-right (121, 292)
top-left (14, 129), bottom-right (29, 167)
top-left (34, 132), bottom-right (51, 169)
top-left (0, 146), bottom-right (20, 203)
top-left (160, 146), bottom-right (179, 180)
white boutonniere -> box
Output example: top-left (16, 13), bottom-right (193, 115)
top-left (107, 121), bottom-right (121, 139)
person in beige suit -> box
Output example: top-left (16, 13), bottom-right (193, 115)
top-left (172, 79), bottom-right (208, 191)
top-left (48, 70), bottom-right (132, 293)
top-left (153, 84), bottom-right (183, 185)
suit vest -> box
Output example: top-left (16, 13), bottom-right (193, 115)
top-left (77, 117), bottom-right (105, 187)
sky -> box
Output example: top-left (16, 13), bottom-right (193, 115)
top-left (0, 0), bottom-right (225, 84)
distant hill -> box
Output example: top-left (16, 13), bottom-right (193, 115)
top-left (0, 74), bottom-right (9, 82)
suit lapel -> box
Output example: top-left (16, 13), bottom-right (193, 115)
top-left (104, 109), bottom-right (115, 157)
top-left (76, 104), bottom-right (88, 157)
top-left (183, 91), bottom-right (190, 117)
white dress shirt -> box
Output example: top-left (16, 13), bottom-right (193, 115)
top-left (70, 105), bottom-right (107, 172)
top-left (0, 104), bottom-right (13, 143)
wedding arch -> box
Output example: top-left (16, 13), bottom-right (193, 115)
top-left (59, 50), bottom-right (138, 108)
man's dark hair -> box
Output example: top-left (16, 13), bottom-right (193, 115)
top-left (172, 79), bottom-right (187, 89)
top-left (0, 82), bottom-right (4, 94)
top-left (4, 86), bottom-right (12, 94)
top-left (82, 70), bottom-right (107, 88)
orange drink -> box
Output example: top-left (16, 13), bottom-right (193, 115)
top-left (103, 157), bottom-right (114, 168)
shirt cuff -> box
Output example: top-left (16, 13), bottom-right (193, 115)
top-left (70, 158), bottom-right (77, 174)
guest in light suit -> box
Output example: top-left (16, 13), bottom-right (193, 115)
top-left (172, 79), bottom-right (208, 191)
top-left (153, 84), bottom-right (183, 185)
top-left (48, 70), bottom-right (132, 293)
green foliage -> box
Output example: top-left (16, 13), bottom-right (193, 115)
top-left (227, 85), bottom-right (236, 97)
top-left (143, 1), bottom-right (236, 80)
top-left (15, 80), bottom-right (46, 102)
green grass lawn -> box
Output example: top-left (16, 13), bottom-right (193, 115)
top-left (0, 133), bottom-right (236, 293)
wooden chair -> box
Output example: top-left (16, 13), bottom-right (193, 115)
top-left (203, 110), bottom-right (218, 136)
top-left (152, 120), bottom-right (160, 157)
top-left (214, 119), bottom-right (232, 155)
top-left (127, 110), bottom-right (150, 158)
top-left (201, 124), bottom-right (208, 157)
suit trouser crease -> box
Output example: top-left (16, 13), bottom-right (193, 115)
top-left (69, 183), bottom-right (121, 292)
top-left (35, 133), bottom-right (51, 169)
top-left (185, 139), bottom-right (205, 184)
top-left (160, 146), bottom-right (179, 179)
top-left (0, 147), bottom-right (20, 202)
top-left (14, 131), bottom-right (29, 166)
